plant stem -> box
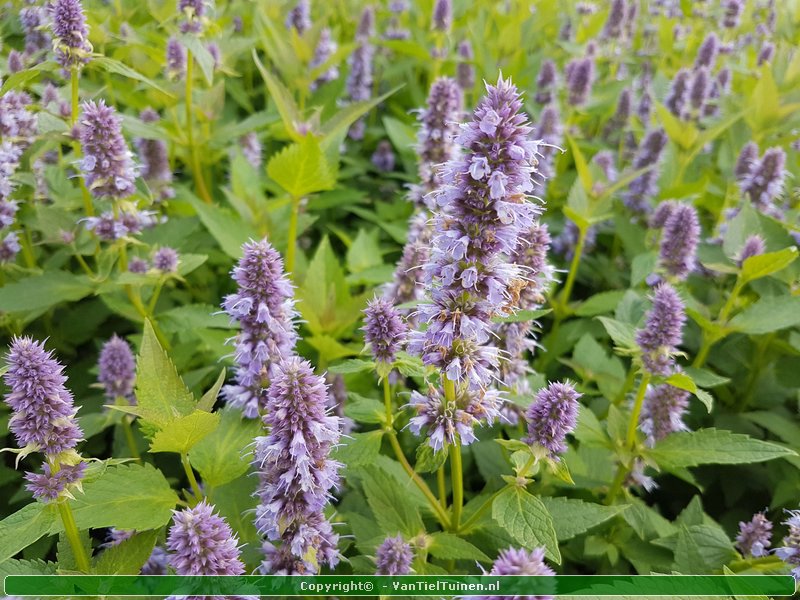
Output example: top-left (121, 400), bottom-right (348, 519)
top-left (70, 68), bottom-right (80, 128)
top-left (286, 195), bottom-right (301, 276)
top-left (184, 53), bottom-right (212, 204)
top-left (382, 377), bottom-right (393, 426)
top-left (692, 279), bottom-right (744, 368)
top-left (57, 501), bottom-right (90, 572)
top-left (181, 453), bottom-right (203, 502)
top-left (121, 416), bottom-right (141, 461)
top-left (459, 487), bottom-right (505, 533)
top-left (557, 224), bottom-right (588, 313)
top-left (147, 278), bottom-right (165, 315)
top-left (450, 442), bottom-right (464, 532)
top-left (437, 466), bottom-right (447, 510)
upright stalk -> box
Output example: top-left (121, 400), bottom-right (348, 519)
top-left (180, 453), bottom-right (203, 502)
top-left (285, 195), bottom-right (301, 276)
top-left (557, 223), bottom-right (588, 315)
top-left (184, 53), bottom-right (212, 204)
top-left (52, 461), bottom-right (90, 573)
top-left (442, 375), bottom-right (463, 532)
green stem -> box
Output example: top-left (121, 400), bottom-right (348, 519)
top-left (459, 487), bottom-right (505, 533)
top-left (450, 442), bottom-right (464, 532)
top-left (70, 68), bottom-right (80, 128)
top-left (286, 195), bottom-right (301, 276)
top-left (437, 466), bottom-right (447, 510)
top-left (557, 224), bottom-right (588, 314)
top-left (382, 377), bottom-right (393, 427)
top-left (52, 460), bottom-right (90, 573)
top-left (692, 279), bottom-right (744, 368)
top-left (147, 279), bottom-right (165, 315)
top-left (121, 418), bottom-right (141, 461)
top-left (184, 53), bottom-right (212, 204)
top-left (181, 453), bottom-right (203, 501)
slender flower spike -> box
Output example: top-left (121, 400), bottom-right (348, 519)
top-left (310, 28), bottom-right (339, 90)
top-left (658, 203), bottom-right (699, 280)
top-left (623, 129), bottom-right (668, 215)
top-left (254, 357), bottom-right (341, 573)
top-left (476, 547), bottom-right (554, 600)
top-left (136, 109), bottom-right (174, 200)
top-left (565, 57), bottom-right (595, 106)
top-left (239, 132), bottom-right (263, 169)
top-left (49, 0), bottom-right (92, 69)
top-left (285, 0), bottom-right (311, 35)
top-left (636, 284), bottom-right (686, 376)
top-left (639, 383), bottom-right (689, 443)
top-left (735, 141), bottom-right (759, 181)
top-left (222, 239), bottom-right (298, 418)
top-left (375, 535), bottom-right (414, 575)
top-left (741, 147), bottom-right (787, 212)
top-left (166, 37), bottom-right (186, 78)
top-left (98, 335), bottom-right (136, 401)
top-left (79, 100), bottom-right (137, 200)
top-left (665, 69), bottom-right (690, 117)
top-left (723, 0), bottom-right (744, 28)
top-left (524, 381), bottom-right (581, 459)
top-left (602, 0), bottom-right (626, 39)
top-left (167, 500), bottom-right (246, 575)
top-left (178, 0), bottom-right (206, 34)
top-left (408, 76), bottom-right (542, 389)
top-left (736, 512), bottom-right (773, 558)
top-left (371, 140), bottom-right (396, 172)
top-left (456, 41), bottom-right (475, 90)
top-left (535, 60), bottom-right (558, 105)
top-left (20, 4), bottom-right (51, 55)
top-left (738, 234), bottom-right (766, 265)
top-left (363, 297), bottom-right (408, 364)
top-left (694, 32), bottom-right (718, 69)
top-left (776, 510), bottom-right (800, 580)
top-left (432, 0), bottom-right (452, 32)
top-left (346, 9), bottom-right (375, 140)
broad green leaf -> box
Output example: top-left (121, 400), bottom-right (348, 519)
top-left (0, 502), bottom-right (58, 564)
top-left (684, 367), bottom-right (730, 388)
top-left (134, 320), bottom-right (196, 429)
top-left (92, 530), bottom-right (159, 575)
top-left (748, 67), bottom-right (779, 131)
top-left (252, 50), bottom-right (303, 140)
top-left (149, 409), bottom-right (221, 454)
top-left (664, 372), bottom-right (697, 393)
top-left (740, 247), bottom-right (798, 284)
top-left (394, 352), bottom-right (428, 378)
top-left (645, 428), bottom-right (796, 469)
top-left (333, 431), bottom-right (384, 467)
top-left (267, 135), bottom-right (336, 198)
top-left (744, 411), bottom-right (800, 446)
top-left (655, 103), bottom-right (697, 149)
top-left (360, 465), bottom-right (424, 537)
top-left (187, 194), bottom-right (257, 259)
top-left (596, 316), bottom-right (638, 350)
top-left (492, 486), bottom-right (560, 563)
top-left (181, 36), bottom-right (215, 85)
top-left (0, 272), bottom-right (94, 314)
top-left (344, 393), bottom-right (385, 424)
top-left (92, 56), bottom-right (174, 96)
top-left (575, 291), bottom-right (627, 317)
top-left (428, 533), bottom-right (491, 562)
top-left (382, 116), bottom-right (417, 159)
top-left (328, 359), bottom-right (375, 374)
top-left (57, 528), bottom-right (91, 572)
top-left (728, 295), bottom-right (800, 335)
top-left (189, 407), bottom-right (261, 488)
top-left (567, 135), bottom-right (593, 192)
top-left (695, 389), bottom-right (714, 413)
top-left (346, 229), bottom-right (383, 274)
top-left (0, 61), bottom-right (57, 94)
top-left (541, 497), bottom-right (627, 541)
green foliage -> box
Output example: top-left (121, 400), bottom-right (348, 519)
top-left (492, 487), bottom-right (560, 563)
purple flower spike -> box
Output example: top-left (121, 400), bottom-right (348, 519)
top-left (685, 67), bottom-right (711, 119)
top-left (285, 0), bottom-right (311, 35)
top-left (694, 33), bottom-right (718, 69)
top-left (98, 335), bottom-right (136, 401)
top-left (3, 337), bottom-right (83, 456)
top-left (565, 57), bottom-right (595, 106)
top-left (136, 109), bottom-right (173, 199)
top-left (310, 28), bottom-right (339, 89)
top-left (49, 0), bottom-right (91, 69)
top-left (524, 381), bottom-right (580, 459)
top-left (738, 234), bottom-right (766, 265)
top-left (723, 0), bottom-right (744, 28)
top-left (20, 4), bottom-right (51, 55)
top-left (736, 512), bottom-right (773, 558)
top-left (659, 203), bottom-right (699, 280)
top-left (178, 0), bottom-right (206, 34)
top-left (476, 547), bottom-right (554, 600)
top-left (636, 284), bottom-right (686, 376)
top-left (0, 91), bottom-right (37, 144)
top-left (665, 69), bottom-right (690, 117)
top-left (639, 383), bottom-right (690, 443)
top-left (735, 142), bottom-right (759, 181)
top-left (385, 239), bottom-right (429, 312)
top-left (166, 37), bottom-right (186, 78)
top-left (128, 257), bottom-right (149, 273)
top-left (371, 140), bottom-right (396, 172)
top-left (457, 41), bottom-right (475, 90)
top-left (535, 60), bottom-right (558, 105)
top-left (363, 297), bottom-right (407, 364)
top-left (25, 462), bottom-right (86, 502)
top-left (346, 9), bottom-right (375, 140)
top-left (239, 132), bottom-right (262, 169)
top-left (8, 51), bottom-right (24, 74)
top-left (167, 500), bottom-right (246, 575)
top-left (254, 357), bottom-right (341, 574)
top-left (222, 239), bottom-right (297, 418)
top-left (153, 247), bottom-right (179, 273)
top-left (376, 535), bottom-right (414, 575)
top-left (623, 129), bottom-right (667, 215)
top-left (757, 42), bottom-right (775, 66)
top-left (432, 0), bottom-right (452, 32)
top-left (79, 100), bottom-right (136, 200)
top-left (741, 146), bottom-right (786, 212)
top-left (776, 510), bottom-right (800, 580)
top-left (602, 0), bottom-right (626, 39)
top-left (650, 201), bottom-right (677, 229)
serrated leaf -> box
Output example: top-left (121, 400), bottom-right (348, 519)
top-left (188, 194), bottom-right (258, 259)
top-left (134, 320), bottom-right (196, 429)
top-left (0, 272), bottom-right (94, 314)
top-left (428, 533), bottom-right (491, 562)
top-left (575, 291), bottom-right (627, 317)
top-left (664, 372), bottom-right (697, 393)
top-left (197, 368), bottom-right (227, 412)
top-left (252, 50), bottom-right (303, 140)
top-left (92, 530), bottom-right (159, 575)
top-left (328, 359), bottom-right (375, 374)
top-left (596, 316), bottom-right (637, 350)
top-left (541, 497), bottom-right (627, 542)
top-left (694, 389), bottom-right (714, 413)
top-left (728, 295), bottom-right (800, 335)
top-left (334, 431), bottom-right (384, 467)
top-left (740, 247), bottom-right (798, 283)
top-left (0, 558), bottom-right (57, 577)
top-left (267, 135), bottom-right (335, 198)
top-left (645, 428), bottom-right (796, 469)
top-left (57, 528), bottom-right (92, 572)
top-left (492, 487), bottom-right (560, 563)
top-left (189, 407), bottom-right (261, 487)
top-left (149, 409), bottom-right (221, 454)
top-left (0, 502), bottom-right (58, 564)
top-left (360, 465), bottom-right (424, 537)
top-left (415, 443), bottom-right (449, 473)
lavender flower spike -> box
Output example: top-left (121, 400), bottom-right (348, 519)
top-left (432, 0), bottom-right (452, 32)
top-left (310, 28), bottom-right (339, 90)
top-left (476, 547), bottom-right (554, 600)
top-left (254, 357), bottom-right (341, 573)
top-left (98, 335), bottom-right (136, 401)
top-left (636, 283), bottom-right (686, 376)
top-left (623, 129), bottom-right (668, 215)
top-left (285, 0), bottom-right (311, 35)
top-left (743, 147), bottom-right (787, 212)
top-left (601, 0), bottom-right (626, 39)
top-left (409, 75), bottom-right (542, 389)
top-left (136, 109), bottom-right (174, 200)
top-left (694, 33), bottom-right (719, 69)
top-left (565, 58), bottom-right (595, 106)
top-left (535, 60), bottom-right (557, 105)
top-left (79, 100), bottom-right (136, 200)
top-left (166, 37), bottom-right (186, 78)
top-left (736, 512), bottom-right (773, 558)
top-left (776, 509), bottom-right (800, 580)
top-left (346, 8), bottom-right (375, 140)
top-left (658, 203), bottom-right (699, 281)
top-left (153, 247), bottom-right (179, 273)
top-left (524, 381), bottom-right (581, 459)
top-left (363, 297), bottom-right (408, 364)
top-left (239, 132), bottom-right (263, 169)
top-left (665, 69), bottom-right (690, 117)
top-left (49, 0), bottom-right (92, 69)
top-left (456, 41), bottom-right (475, 90)
top-left (167, 500), bottom-right (246, 575)
top-left (735, 141), bottom-right (759, 182)
top-left (738, 234), bottom-right (766, 265)
top-left (639, 383), bottom-right (690, 443)
top-left (222, 239), bottom-right (298, 418)
top-left (376, 535), bottom-right (414, 575)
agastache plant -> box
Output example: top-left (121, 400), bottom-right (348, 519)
top-left (736, 512), bottom-right (773, 558)
top-left (49, 0), bottom-right (92, 70)
top-left (345, 7), bottom-right (376, 140)
top-left (375, 535), bottom-right (414, 575)
top-left (476, 547), bottom-right (554, 600)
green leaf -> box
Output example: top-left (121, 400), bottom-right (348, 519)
top-left (149, 409), bottom-right (221, 454)
top-left (428, 533), bottom-right (491, 562)
top-left (134, 320), bottom-right (196, 429)
top-left (0, 272), bottom-right (94, 314)
top-left (252, 50), bottom-right (303, 140)
top-left (92, 56), bottom-right (174, 96)
top-left (0, 61), bottom-right (57, 94)
top-left (596, 316), bottom-right (638, 350)
top-left (655, 103), bottom-right (697, 149)
top-left (62, 464), bottom-right (179, 532)
top-left (492, 486), bottom-right (560, 563)
top-left (57, 528), bottom-right (92, 572)
top-left (188, 195), bottom-right (258, 259)
top-left (0, 558), bottom-right (57, 577)
top-left (0, 502), bottom-right (58, 564)
top-left (394, 352), bottom-right (428, 378)
top-left (694, 389), bottom-right (714, 413)
top-left (328, 359), bottom-right (375, 374)
top-left (92, 530), bottom-right (159, 575)
top-left (541, 497), bottom-right (627, 542)
top-left (743, 411), bottom-right (800, 446)
top-left (197, 368), bottom-right (226, 412)
top-left (190, 407), bottom-right (261, 488)
top-left (267, 135), bottom-right (336, 198)
top-left (344, 393), bottom-right (385, 424)
top-left (728, 295), bottom-right (800, 335)
top-left (645, 428), bottom-right (796, 469)
top-left (575, 291), bottom-right (627, 317)
top-left (740, 247), bottom-right (798, 284)
top-left (415, 443), bottom-right (449, 473)
top-left (684, 367), bottom-right (730, 388)
top-left (180, 36), bottom-right (215, 85)
top-left (566, 135), bottom-right (593, 192)
top-left (748, 67), bottom-right (780, 131)
top-left (346, 229), bottom-right (383, 274)
top-left (333, 431), bottom-right (384, 467)
top-left (360, 465), bottom-right (424, 537)
top-left (664, 372), bottom-right (697, 393)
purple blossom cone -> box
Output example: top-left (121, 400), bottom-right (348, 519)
top-left (153, 247), bottom-right (179, 273)
top-left (535, 60), bottom-right (557, 105)
top-left (49, 0), bottom-right (91, 69)
top-left (25, 462), bottom-right (86, 501)
top-left (3, 337), bottom-right (83, 456)
top-left (0, 91), bottom-right (38, 144)
top-left (345, 12), bottom-right (375, 140)
top-left (739, 234), bottom-right (766, 265)
top-left (665, 69), bottom-right (690, 117)
top-left (694, 32), bottom-right (719, 69)
top-left (20, 4), bottom-right (51, 55)
top-left (166, 37), bottom-right (186, 78)
top-left (363, 297), bottom-right (408, 363)
top-left (723, 0), bottom-right (744, 27)
top-left (736, 512), bottom-right (773, 558)
top-left (476, 547), bottom-right (554, 600)
top-left (735, 142), bottom-right (759, 181)
top-left (239, 132), bottom-right (262, 169)
top-left (524, 381), bottom-right (581, 459)
top-left (432, 0), bottom-right (452, 32)
top-left (623, 129), bottom-right (667, 215)
top-left (636, 284), bottom-right (686, 376)
top-left (79, 100), bottom-right (136, 200)
top-left (376, 535), bottom-right (414, 575)
top-left (222, 239), bottom-right (298, 418)
top-left (742, 147), bottom-right (786, 212)
top-left (639, 383), bottom-right (690, 443)
top-left (371, 140), bottom-right (396, 172)
top-left (659, 203), bottom-right (699, 280)
top-left (536, 104), bottom-right (563, 183)
top-left (408, 76), bottom-right (543, 389)
top-left (167, 500), bottom-right (246, 575)
top-left (776, 510), bottom-right (800, 580)
top-left (565, 57), bottom-right (595, 106)
top-left (457, 41), bottom-right (475, 90)
top-left (254, 357), bottom-right (341, 573)
top-left (98, 335), bottom-right (136, 401)
top-left (602, 0), bottom-right (626, 39)
top-left (136, 109), bottom-right (173, 199)
top-left (285, 0), bottom-right (311, 35)
top-left (310, 28), bottom-right (339, 89)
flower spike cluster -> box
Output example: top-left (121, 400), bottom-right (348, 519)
top-left (79, 100), bottom-right (137, 200)
top-left (476, 547), bottom-right (554, 600)
top-left (98, 335), bottom-right (136, 402)
top-left (376, 535), bottom-right (414, 575)
top-left (639, 383), bottom-right (689, 443)
top-left (363, 297), bottom-right (408, 364)
top-left (735, 512), bottom-right (772, 558)
top-left (49, 0), bottom-right (92, 69)
top-left (776, 509), bottom-right (800, 580)
top-left (524, 381), bottom-right (581, 459)
top-left (636, 283), bottom-right (686, 376)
